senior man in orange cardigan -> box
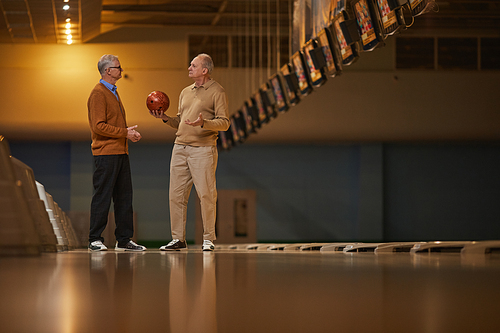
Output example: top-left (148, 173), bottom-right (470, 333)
top-left (87, 54), bottom-right (146, 252)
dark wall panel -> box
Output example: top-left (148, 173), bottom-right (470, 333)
top-left (384, 143), bottom-right (500, 241)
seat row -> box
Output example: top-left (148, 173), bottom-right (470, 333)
top-left (216, 240), bottom-right (500, 255)
top-left (0, 135), bottom-right (80, 255)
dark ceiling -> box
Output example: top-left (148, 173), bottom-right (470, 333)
top-left (0, 0), bottom-right (499, 45)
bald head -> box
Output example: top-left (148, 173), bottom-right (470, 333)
top-left (196, 53), bottom-right (214, 76)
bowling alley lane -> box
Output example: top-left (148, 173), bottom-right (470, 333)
top-left (1, 249), bottom-right (500, 332)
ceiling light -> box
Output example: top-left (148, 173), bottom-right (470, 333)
top-left (67, 39), bottom-right (73, 45)
top-left (65, 23), bottom-right (71, 29)
top-left (63, 5), bottom-right (70, 10)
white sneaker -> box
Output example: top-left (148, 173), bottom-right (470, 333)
top-left (89, 240), bottom-right (108, 251)
top-left (202, 240), bottom-right (215, 251)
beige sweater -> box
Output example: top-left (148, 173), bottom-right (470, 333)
top-left (165, 80), bottom-right (230, 146)
top-left (87, 83), bottom-right (129, 156)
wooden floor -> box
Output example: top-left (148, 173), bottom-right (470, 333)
top-left (1, 246), bottom-right (500, 332)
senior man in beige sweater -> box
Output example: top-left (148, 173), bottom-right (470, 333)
top-left (149, 53), bottom-right (230, 251)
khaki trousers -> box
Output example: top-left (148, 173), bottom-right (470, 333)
top-left (169, 144), bottom-right (218, 241)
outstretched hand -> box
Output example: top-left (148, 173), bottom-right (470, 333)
top-left (149, 109), bottom-right (168, 121)
top-left (184, 113), bottom-right (204, 127)
top-left (127, 125), bottom-right (142, 142)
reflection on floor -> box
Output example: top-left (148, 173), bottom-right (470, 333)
top-left (1, 243), bottom-right (500, 333)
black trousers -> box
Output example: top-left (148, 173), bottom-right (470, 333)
top-left (89, 154), bottom-right (134, 245)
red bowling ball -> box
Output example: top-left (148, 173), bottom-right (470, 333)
top-left (146, 91), bottom-right (170, 112)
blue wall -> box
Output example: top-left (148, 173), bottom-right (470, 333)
top-left (8, 140), bottom-right (500, 242)
top-left (384, 143), bottom-right (500, 241)
top-left (216, 144), bottom-right (383, 242)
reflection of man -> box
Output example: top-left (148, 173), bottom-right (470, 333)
top-left (167, 253), bottom-right (217, 332)
top-left (89, 252), bottom-right (136, 331)
top-left (87, 54), bottom-right (146, 252)
top-left (149, 53), bottom-right (230, 251)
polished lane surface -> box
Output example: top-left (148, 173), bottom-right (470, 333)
top-left (1, 248), bottom-right (500, 332)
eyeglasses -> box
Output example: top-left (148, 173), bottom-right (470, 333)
top-left (108, 66), bottom-right (123, 71)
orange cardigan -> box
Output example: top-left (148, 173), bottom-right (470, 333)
top-left (87, 83), bottom-right (129, 156)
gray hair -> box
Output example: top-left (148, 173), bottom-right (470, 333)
top-left (197, 53), bottom-right (214, 75)
top-left (98, 54), bottom-right (119, 75)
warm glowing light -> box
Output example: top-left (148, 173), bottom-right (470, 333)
top-left (59, 2), bottom-right (77, 45)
